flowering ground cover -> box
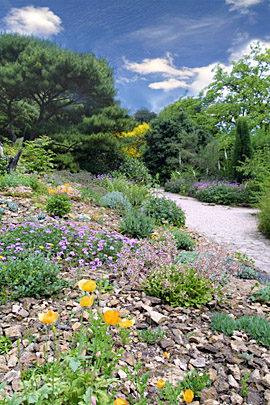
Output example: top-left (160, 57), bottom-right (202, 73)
top-left (0, 172), bottom-right (270, 404)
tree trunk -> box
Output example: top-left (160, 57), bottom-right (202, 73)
top-left (7, 148), bottom-right (22, 174)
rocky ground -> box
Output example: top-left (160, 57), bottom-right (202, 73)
top-left (0, 189), bottom-right (270, 404)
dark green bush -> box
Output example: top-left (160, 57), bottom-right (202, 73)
top-left (210, 312), bottom-right (236, 336)
top-left (143, 264), bottom-right (214, 307)
top-left (120, 208), bottom-right (154, 239)
top-left (46, 193), bottom-right (72, 217)
top-left (143, 196), bottom-right (185, 227)
top-left (0, 254), bottom-right (70, 304)
top-left (250, 286), bottom-right (270, 303)
top-left (258, 189), bottom-right (270, 238)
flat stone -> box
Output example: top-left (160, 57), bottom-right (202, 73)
top-left (262, 374), bottom-right (270, 388)
top-left (0, 364), bottom-right (9, 374)
top-left (190, 357), bottom-right (206, 368)
top-left (231, 392), bottom-right (243, 405)
top-left (200, 387), bottom-right (217, 401)
top-left (160, 338), bottom-right (175, 349)
top-left (246, 389), bottom-right (262, 405)
top-left (228, 374), bottom-right (239, 388)
top-left (4, 325), bottom-right (22, 339)
top-left (149, 311), bottom-right (169, 325)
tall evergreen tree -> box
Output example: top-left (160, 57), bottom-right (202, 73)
top-left (233, 117), bottom-right (253, 182)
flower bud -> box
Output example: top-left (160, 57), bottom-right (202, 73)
top-left (91, 396), bottom-right (96, 405)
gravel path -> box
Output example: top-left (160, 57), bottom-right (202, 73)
top-left (162, 191), bottom-right (270, 275)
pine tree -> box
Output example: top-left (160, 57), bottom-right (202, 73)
top-left (233, 117), bottom-right (253, 183)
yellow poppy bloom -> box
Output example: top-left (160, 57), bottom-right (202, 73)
top-left (65, 183), bottom-right (69, 188)
top-left (49, 189), bottom-right (56, 194)
top-left (78, 279), bottom-right (97, 292)
top-left (38, 179), bottom-right (42, 182)
top-left (163, 352), bottom-right (170, 359)
top-left (38, 309), bottom-right (58, 324)
top-left (80, 295), bottom-right (94, 307)
top-left (114, 399), bottom-right (128, 405)
top-left (103, 310), bottom-right (121, 325)
top-left (157, 379), bottom-right (165, 388)
top-left (57, 186), bottom-right (61, 190)
top-left (119, 319), bottom-right (134, 328)
top-left (182, 389), bottom-right (194, 403)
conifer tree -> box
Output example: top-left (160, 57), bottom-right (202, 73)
top-left (233, 117), bottom-right (253, 182)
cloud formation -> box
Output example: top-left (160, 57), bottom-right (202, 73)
top-left (3, 6), bottom-right (62, 37)
top-left (226, 0), bottom-right (264, 13)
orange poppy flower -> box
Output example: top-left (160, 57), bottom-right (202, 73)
top-left (103, 310), bottom-right (121, 325)
top-left (163, 352), bottom-right (170, 359)
top-left (49, 189), bottom-right (56, 194)
top-left (157, 379), bottom-right (165, 388)
top-left (80, 295), bottom-right (94, 307)
top-left (182, 389), bottom-right (194, 403)
top-left (78, 279), bottom-right (97, 292)
top-left (38, 309), bottom-right (58, 324)
top-left (114, 399), bottom-right (128, 405)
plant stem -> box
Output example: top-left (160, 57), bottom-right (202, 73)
top-left (17, 338), bottom-right (28, 404)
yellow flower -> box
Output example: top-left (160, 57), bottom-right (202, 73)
top-left (114, 399), bottom-right (128, 405)
top-left (103, 310), bottom-right (121, 325)
top-left (119, 319), bottom-right (134, 328)
top-left (0, 256), bottom-right (3, 259)
top-left (39, 246), bottom-right (44, 249)
top-left (65, 183), bottom-right (69, 188)
top-left (38, 309), bottom-right (58, 324)
top-left (38, 179), bottom-right (42, 182)
top-left (157, 379), bottom-right (165, 388)
top-left (62, 188), bottom-right (67, 193)
top-left (49, 189), bottom-right (56, 194)
top-left (182, 389), bottom-right (194, 403)
top-left (80, 295), bottom-right (94, 307)
top-left (67, 189), bottom-right (72, 194)
top-left (78, 279), bottom-right (97, 292)
top-left (56, 257), bottom-right (61, 260)
top-left (151, 235), bottom-right (156, 239)
top-left (163, 352), bottom-right (170, 359)
top-left (57, 186), bottom-right (61, 190)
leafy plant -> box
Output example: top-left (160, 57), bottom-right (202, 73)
top-left (0, 254), bottom-right (70, 304)
top-left (142, 264), bottom-right (214, 307)
top-left (119, 157), bottom-right (152, 184)
top-left (143, 196), bottom-right (186, 227)
top-left (250, 285), bottom-right (270, 303)
top-left (0, 335), bottom-right (12, 355)
top-left (175, 251), bottom-right (199, 264)
top-left (122, 362), bottom-right (151, 404)
top-left (120, 208), bottom-right (154, 239)
top-left (169, 228), bottom-right (196, 251)
top-left (21, 136), bottom-right (55, 175)
top-left (138, 327), bottom-right (167, 344)
top-left (210, 312), bottom-right (236, 336)
top-left (240, 373), bottom-right (250, 397)
top-left (46, 193), bottom-right (72, 217)
top-left (258, 189), bottom-right (270, 238)
top-left (237, 264), bottom-right (258, 280)
top-left (99, 191), bottom-right (132, 212)
top-left (179, 368), bottom-right (211, 398)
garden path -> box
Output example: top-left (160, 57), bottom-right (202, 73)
top-left (162, 190), bottom-right (270, 275)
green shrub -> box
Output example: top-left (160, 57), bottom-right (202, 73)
top-left (250, 286), bottom-right (270, 303)
top-left (143, 264), bottom-right (214, 307)
top-left (143, 196), bottom-right (186, 227)
top-left (120, 208), bottom-right (154, 239)
top-left (46, 193), bottom-right (72, 217)
top-left (170, 228), bottom-right (196, 250)
top-left (0, 336), bottom-right (12, 355)
top-left (99, 191), bottom-right (132, 212)
top-left (119, 157), bottom-right (152, 184)
top-left (237, 264), bottom-right (258, 280)
top-left (105, 177), bottom-right (148, 207)
top-left (0, 157), bottom-right (7, 176)
top-left (211, 312), bottom-right (270, 347)
top-left (21, 136), bottom-right (55, 174)
top-left (138, 327), bottom-right (167, 344)
top-left (210, 312), bottom-right (237, 336)
top-left (175, 251), bottom-right (199, 264)
top-left (0, 254), bottom-right (70, 304)
top-left (7, 202), bottom-right (18, 212)
top-left (258, 189), bottom-right (270, 238)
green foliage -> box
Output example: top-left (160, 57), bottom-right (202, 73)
top-left (232, 118), bottom-right (253, 183)
top-left (0, 172), bottom-right (42, 193)
top-left (122, 362), bottom-right (151, 404)
top-left (258, 188), bottom-right (270, 238)
top-left (46, 193), bottom-right (72, 217)
top-left (143, 196), bottom-right (186, 227)
top-left (240, 373), bottom-right (250, 397)
top-left (210, 312), bottom-right (237, 336)
top-left (175, 251), bottom-right (199, 264)
top-left (138, 327), bottom-right (167, 344)
top-left (143, 264), bottom-right (214, 307)
top-left (0, 157), bottom-right (7, 175)
top-left (120, 208), bottom-right (154, 239)
top-left (179, 369), bottom-right (211, 398)
top-left (250, 286), bottom-right (270, 303)
top-left (237, 264), bottom-right (258, 280)
top-left (105, 176), bottom-right (148, 207)
top-left (118, 157), bottom-right (152, 184)
top-left (0, 254), bottom-right (69, 304)
top-left (164, 171), bottom-right (196, 195)
top-left (133, 108), bottom-right (157, 124)
top-left (7, 202), bottom-right (18, 212)
top-left (169, 228), bottom-right (196, 251)
top-left (21, 136), bottom-right (55, 174)
top-left (0, 335), bottom-right (12, 355)
top-left (211, 312), bottom-right (270, 347)
top-left (190, 180), bottom-right (251, 206)
top-left (99, 191), bottom-right (132, 212)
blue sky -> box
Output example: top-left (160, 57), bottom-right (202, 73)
top-left (0, 0), bottom-right (269, 113)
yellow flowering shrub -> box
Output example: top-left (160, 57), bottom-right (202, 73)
top-left (117, 122), bottom-right (151, 157)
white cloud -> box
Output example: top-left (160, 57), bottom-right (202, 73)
top-left (228, 38), bottom-right (270, 61)
top-left (149, 78), bottom-right (190, 91)
top-left (124, 53), bottom-right (194, 79)
top-left (226, 0), bottom-right (264, 13)
top-left (3, 6), bottom-right (62, 37)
